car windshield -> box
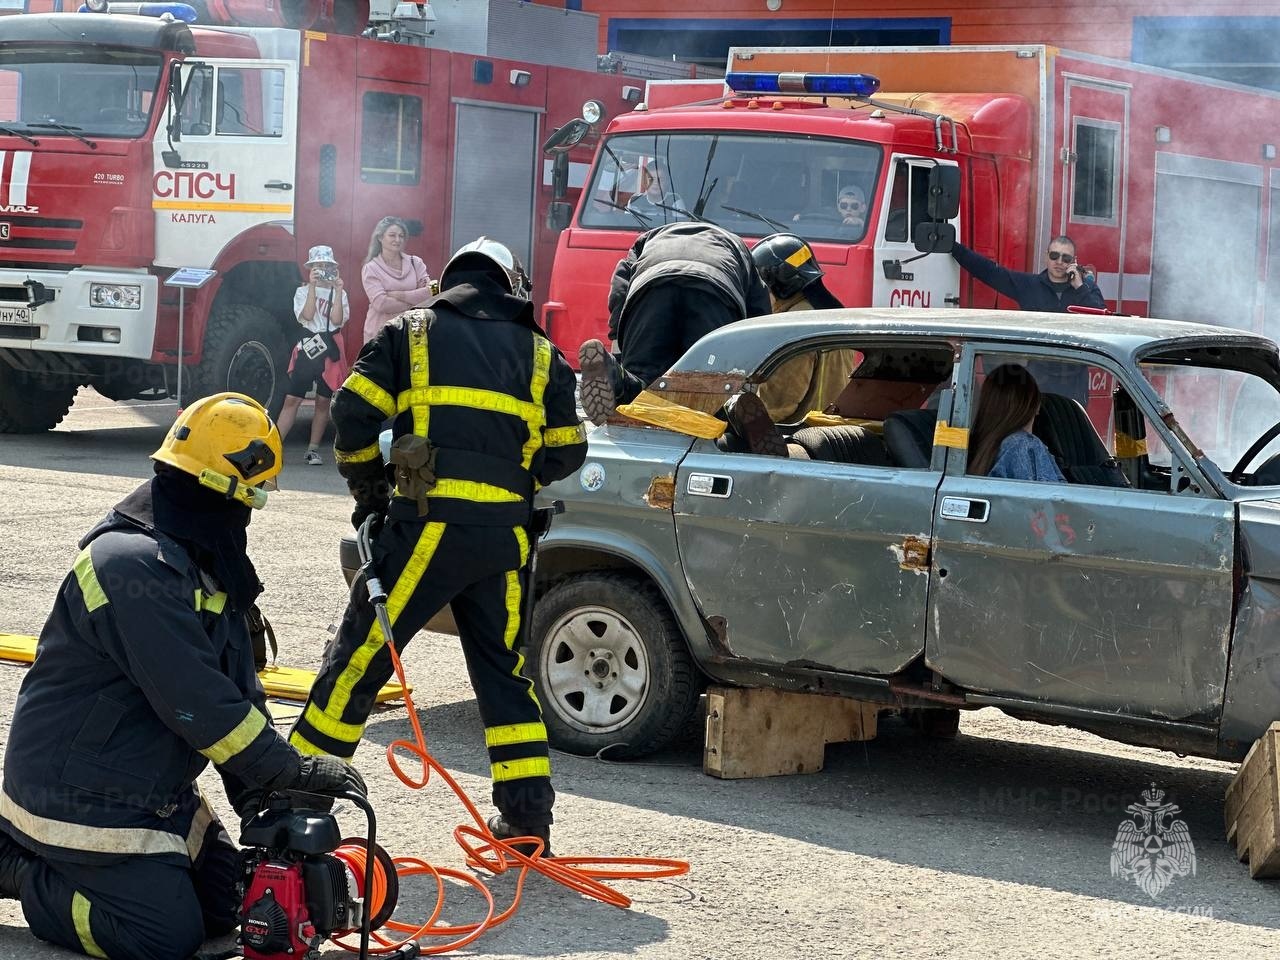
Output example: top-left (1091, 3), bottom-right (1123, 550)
top-left (0, 45), bottom-right (164, 139)
top-left (579, 131), bottom-right (882, 241)
top-left (1139, 346), bottom-right (1280, 481)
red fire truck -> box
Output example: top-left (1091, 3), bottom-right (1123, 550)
top-left (543, 44), bottom-right (1280, 363)
top-left (0, 5), bottom-right (638, 432)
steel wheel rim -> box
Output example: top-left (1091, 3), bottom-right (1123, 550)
top-left (540, 604), bottom-right (651, 735)
top-left (227, 340), bottom-right (277, 406)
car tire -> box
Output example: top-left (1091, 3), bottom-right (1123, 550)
top-left (905, 707), bottom-right (961, 740)
top-left (192, 302), bottom-right (289, 416)
top-left (529, 572), bottom-right (702, 759)
top-left (0, 369), bottom-right (78, 434)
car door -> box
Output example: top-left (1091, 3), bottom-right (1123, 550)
top-left (672, 342), bottom-right (950, 676)
top-left (926, 345), bottom-right (1235, 724)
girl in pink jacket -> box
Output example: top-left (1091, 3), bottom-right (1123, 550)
top-left (360, 216), bottom-right (435, 343)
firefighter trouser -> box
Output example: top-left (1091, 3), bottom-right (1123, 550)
top-left (289, 520), bottom-right (555, 826)
top-left (18, 829), bottom-right (239, 960)
top-left (616, 282), bottom-right (740, 401)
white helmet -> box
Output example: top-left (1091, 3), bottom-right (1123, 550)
top-left (439, 237), bottom-right (531, 300)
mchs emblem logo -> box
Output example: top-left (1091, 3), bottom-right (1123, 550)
top-left (1110, 783), bottom-right (1197, 899)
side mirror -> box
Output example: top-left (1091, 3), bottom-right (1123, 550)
top-left (550, 151), bottom-right (569, 200)
top-left (926, 165), bottom-right (960, 221)
top-left (542, 118), bottom-right (591, 155)
top-left (547, 201), bottom-right (573, 231)
top-left (913, 220), bottom-right (955, 255)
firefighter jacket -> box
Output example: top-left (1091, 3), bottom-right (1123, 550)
top-left (606, 221), bottom-right (772, 342)
top-left (0, 479), bottom-right (301, 867)
top-left (332, 274), bottom-right (588, 527)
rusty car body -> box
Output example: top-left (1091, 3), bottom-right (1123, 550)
top-left (527, 308), bottom-right (1280, 761)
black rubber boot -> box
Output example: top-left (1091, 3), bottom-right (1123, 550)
top-left (0, 831), bottom-right (33, 899)
top-left (486, 814), bottom-right (554, 859)
top-left (578, 339), bottom-right (620, 427)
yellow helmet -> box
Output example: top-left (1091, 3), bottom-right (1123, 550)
top-left (152, 393), bottom-right (282, 509)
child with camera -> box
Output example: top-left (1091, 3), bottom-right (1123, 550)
top-left (278, 244), bottom-right (351, 465)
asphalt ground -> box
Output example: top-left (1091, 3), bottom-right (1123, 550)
top-left (0, 388), bottom-right (1275, 959)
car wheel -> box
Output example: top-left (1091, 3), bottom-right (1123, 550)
top-left (529, 572), bottom-right (702, 759)
top-left (192, 302), bottom-right (290, 416)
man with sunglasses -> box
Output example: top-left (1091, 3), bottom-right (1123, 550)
top-left (951, 235), bottom-right (1105, 403)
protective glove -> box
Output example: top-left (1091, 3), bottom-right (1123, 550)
top-left (351, 503), bottom-right (386, 538)
top-left (288, 755), bottom-right (368, 800)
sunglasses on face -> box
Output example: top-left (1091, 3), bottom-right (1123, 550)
top-left (839, 199), bottom-right (865, 211)
top-left (1047, 251), bottom-right (1076, 263)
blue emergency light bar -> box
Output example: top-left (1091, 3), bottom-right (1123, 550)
top-left (77, 2), bottom-right (199, 22)
top-left (725, 72), bottom-right (881, 97)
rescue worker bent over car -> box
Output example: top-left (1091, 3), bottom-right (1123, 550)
top-left (289, 238), bottom-right (587, 855)
top-left (0, 394), bottom-right (367, 960)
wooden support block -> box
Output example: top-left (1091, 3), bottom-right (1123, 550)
top-left (1225, 721), bottom-right (1280, 877)
top-left (704, 685), bottom-right (878, 780)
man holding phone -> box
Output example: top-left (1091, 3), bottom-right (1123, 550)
top-left (277, 244), bottom-right (351, 464)
top-left (950, 234), bottom-right (1104, 405)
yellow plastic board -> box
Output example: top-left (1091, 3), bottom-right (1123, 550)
top-left (0, 634), bottom-right (410, 705)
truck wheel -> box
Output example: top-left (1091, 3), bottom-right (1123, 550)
top-left (529, 572), bottom-right (702, 759)
top-left (193, 303), bottom-right (289, 415)
top-left (0, 369), bottom-right (78, 433)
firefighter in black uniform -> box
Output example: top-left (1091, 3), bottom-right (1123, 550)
top-left (289, 238), bottom-right (588, 854)
top-left (0, 393), bottom-right (367, 960)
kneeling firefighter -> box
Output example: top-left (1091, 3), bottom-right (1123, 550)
top-left (288, 238), bottom-right (588, 854)
top-left (0, 393), bottom-right (367, 960)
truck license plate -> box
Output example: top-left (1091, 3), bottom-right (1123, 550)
top-left (0, 306), bottom-right (31, 324)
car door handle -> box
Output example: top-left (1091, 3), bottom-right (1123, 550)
top-left (264, 180), bottom-right (293, 190)
top-left (940, 496), bottom-right (989, 522)
top-left (687, 473), bottom-right (733, 498)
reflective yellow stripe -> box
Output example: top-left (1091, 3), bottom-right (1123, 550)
top-left (289, 730), bottom-right (327, 756)
top-left (514, 527), bottom-right (529, 567)
top-left (184, 787), bottom-right (216, 861)
top-left (1115, 432), bottom-right (1148, 459)
top-left (395, 385), bottom-right (542, 422)
top-left (73, 548), bottom-right (108, 613)
top-left (0, 788), bottom-right (186, 858)
top-left (72, 893), bottom-right (107, 959)
top-left (784, 245), bottom-right (813, 267)
top-left (343, 372), bottom-right (395, 418)
top-left (933, 421), bottom-right (969, 449)
top-left (306, 521), bottom-right (447, 744)
top-left (407, 313), bottom-right (430, 438)
top-left (424, 479), bottom-right (524, 503)
top-left (503, 570), bottom-right (522, 651)
top-left (491, 756), bottom-right (552, 782)
top-left (544, 424), bottom-right (586, 447)
top-left (520, 337), bottom-right (552, 470)
top-left (193, 589), bottom-right (227, 614)
top-left (199, 705), bottom-right (267, 765)
top-left (485, 722), bottom-right (548, 747)
top-left (335, 441), bottom-right (381, 464)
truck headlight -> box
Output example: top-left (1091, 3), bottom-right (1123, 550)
top-left (89, 283), bottom-right (142, 310)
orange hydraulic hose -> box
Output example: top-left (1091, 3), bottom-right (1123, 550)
top-left (331, 632), bottom-right (691, 955)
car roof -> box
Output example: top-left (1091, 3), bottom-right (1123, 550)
top-left (667, 307), bottom-right (1277, 375)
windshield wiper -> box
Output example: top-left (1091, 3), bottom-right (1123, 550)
top-left (595, 196), bottom-right (651, 228)
top-left (720, 203), bottom-right (788, 233)
top-left (28, 121), bottom-right (96, 150)
top-left (654, 201), bottom-right (716, 226)
top-left (0, 125), bottom-right (38, 146)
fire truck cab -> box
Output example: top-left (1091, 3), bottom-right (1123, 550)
top-left (0, 8), bottom-right (634, 432)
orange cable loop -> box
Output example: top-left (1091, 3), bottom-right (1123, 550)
top-left (330, 631), bottom-right (690, 955)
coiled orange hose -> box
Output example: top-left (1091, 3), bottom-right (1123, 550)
top-left (331, 634), bottom-right (691, 955)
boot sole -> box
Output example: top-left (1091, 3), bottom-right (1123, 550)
top-left (727, 393), bottom-right (789, 457)
top-left (578, 340), bottom-right (618, 427)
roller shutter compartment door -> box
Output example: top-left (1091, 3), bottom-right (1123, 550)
top-left (450, 103), bottom-right (538, 273)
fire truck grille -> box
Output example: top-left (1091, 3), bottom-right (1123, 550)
top-left (0, 215), bottom-right (83, 252)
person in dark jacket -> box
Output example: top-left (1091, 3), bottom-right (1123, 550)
top-left (0, 393), bottom-right (367, 960)
top-left (578, 221), bottom-right (772, 425)
top-left (289, 237), bottom-right (587, 856)
top-left (951, 234), bottom-right (1106, 405)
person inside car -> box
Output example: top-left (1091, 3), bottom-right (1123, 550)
top-left (967, 364), bottom-right (1065, 482)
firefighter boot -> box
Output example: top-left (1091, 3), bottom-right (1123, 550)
top-left (578, 339), bottom-right (620, 426)
top-left (486, 815), bottom-right (554, 859)
top-left (0, 831), bottom-right (32, 899)
top-left (724, 392), bottom-right (789, 457)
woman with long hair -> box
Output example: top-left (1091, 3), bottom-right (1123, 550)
top-left (967, 363), bottom-right (1065, 481)
top-left (360, 215), bottom-right (434, 343)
